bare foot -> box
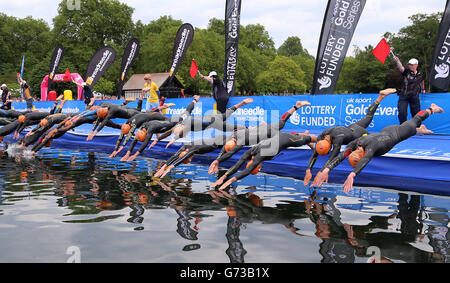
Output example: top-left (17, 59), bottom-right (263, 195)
top-left (430, 104), bottom-right (444, 114)
top-left (243, 98), bottom-right (254, 105)
top-left (417, 124), bottom-right (434, 135)
top-left (296, 101), bottom-right (311, 108)
top-left (193, 95), bottom-right (200, 102)
top-left (379, 88), bottom-right (397, 99)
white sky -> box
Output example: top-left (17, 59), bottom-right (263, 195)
top-left (0, 0), bottom-right (446, 56)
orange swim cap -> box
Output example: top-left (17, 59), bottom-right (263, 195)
top-left (224, 139), bottom-right (237, 153)
top-left (45, 140), bottom-right (53, 147)
top-left (348, 150), bottom-right (365, 168)
top-left (316, 140), bottom-right (331, 156)
top-left (121, 123), bottom-right (131, 135)
top-left (18, 115), bottom-right (26, 123)
top-left (179, 150), bottom-right (194, 164)
top-left (40, 119), bottom-right (49, 127)
top-left (96, 107), bottom-right (109, 119)
top-left (135, 129), bottom-right (147, 142)
top-left (246, 160), bottom-right (262, 175)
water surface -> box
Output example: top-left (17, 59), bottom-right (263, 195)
top-left (0, 147), bottom-right (449, 263)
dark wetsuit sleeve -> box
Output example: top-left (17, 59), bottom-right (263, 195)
top-left (325, 140), bottom-right (358, 171)
top-left (137, 99), bottom-right (143, 112)
top-left (217, 145), bottom-right (244, 163)
top-left (166, 147), bottom-right (187, 166)
top-left (135, 131), bottom-right (153, 154)
top-left (322, 136), bottom-right (345, 169)
top-left (171, 149), bottom-right (197, 168)
top-left (96, 112), bottom-right (114, 133)
top-left (307, 151), bottom-right (319, 170)
top-left (352, 150), bottom-right (375, 176)
top-left (50, 102), bottom-right (59, 114)
top-left (105, 120), bottom-right (122, 130)
top-left (113, 133), bottom-right (125, 151)
top-left (223, 148), bottom-right (253, 178)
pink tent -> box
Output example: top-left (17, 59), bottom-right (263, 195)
top-left (40, 73), bottom-right (84, 101)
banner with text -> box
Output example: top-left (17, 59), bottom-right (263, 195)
top-left (430, 0), bottom-right (450, 90)
top-left (224, 0), bottom-right (242, 96)
top-left (312, 0), bottom-right (367, 94)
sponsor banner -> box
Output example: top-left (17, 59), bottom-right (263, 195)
top-left (84, 46), bottom-right (116, 88)
top-left (118, 38), bottom-right (140, 98)
top-left (312, 0), bottom-right (367, 94)
top-left (430, 0), bottom-right (450, 90)
top-left (169, 24), bottom-right (195, 77)
top-left (224, 0), bottom-right (242, 96)
top-left (11, 93), bottom-right (450, 135)
top-left (48, 45), bottom-right (64, 94)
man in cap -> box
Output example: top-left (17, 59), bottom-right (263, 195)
top-left (1, 84), bottom-right (12, 110)
top-left (198, 71), bottom-right (230, 114)
top-left (393, 56), bottom-right (427, 127)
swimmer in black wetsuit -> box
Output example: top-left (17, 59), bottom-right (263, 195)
top-left (11, 97), bottom-right (64, 140)
top-left (214, 132), bottom-right (318, 191)
top-left (198, 71), bottom-right (229, 114)
top-left (304, 88), bottom-right (398, 186)
top-left (149, 98), bottom-right (253, 150)
top-left (86, 96), bottom-right (169, 141)
top-left (108, 103), bottom-right (176, 158)
top-left (31, 106), bottom-right (122, 153)
top-left (313, 103), bottom-right (444, 193)
top-left (208, 101), bottom-right (311, 175)
top-left (154, 134), bottom-right (230, 178)
top-left (121, 96), bottom-right (201, 161)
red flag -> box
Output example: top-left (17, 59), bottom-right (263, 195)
top-left (190, 59), bottom-right (199, 78)
top-left (372, 39), bottom-right (391, 64)
top-left (64, 69), bottom-right (71, 81)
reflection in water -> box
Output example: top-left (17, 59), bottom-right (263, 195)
top-left (0, 147), bottom-right (449, 263)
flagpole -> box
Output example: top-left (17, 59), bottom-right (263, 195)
top-left (20, 55), bottom-right (25, 100)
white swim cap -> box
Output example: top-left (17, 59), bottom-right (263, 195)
top-left (208, 71), bottom-right (218, 77)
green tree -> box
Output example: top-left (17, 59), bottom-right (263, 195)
top-left (385, 13), bottom-right (441, 92)
top-left (256, 56), bottom-right (306, 94)
top-left (278, 36), bottom-right (312, 58)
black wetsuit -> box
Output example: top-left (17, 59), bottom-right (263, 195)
top-left (1, 87), bottom-right (11, 110)
top-left (0, 109), bottom-right (31, 119)
top-left (212, 76), bottom-right (230, 114)
top-left (224, 133), bottom-right (312, 181)
top-left (32, 113), bottom-right (121, 153)
top-left (308, 100), bottom-right (381, 171)
top-left (325, 110), bottom-right (431, 176)
top-left (92, 103), bottom-right (145, 135)
top-left (21, 113), bottom-right (69, 146)
top-left (215, 107), bottom-right (296, 164)
top-left (169, 105), bottom-right (246, 142)
top-left (15, 103), bottom-right (61, 136)
top-left (83, 85), bottom-right (94, 107)
top-left (112, 112), bottom-right (168, 152)
top-left (164, 135), bottom-right (229, 169)
top-left (125, 100), bottom-right (198, 155)
top-left (0, 118), bottom-right (13, 126)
